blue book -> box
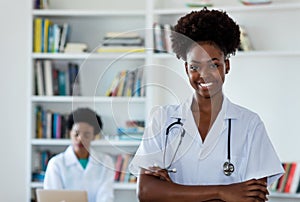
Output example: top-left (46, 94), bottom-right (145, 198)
top-left (58, 70), bottom-right (66, 95)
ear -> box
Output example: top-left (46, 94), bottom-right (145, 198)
top-left (185, 62), bottom-right (188, 75)
top-left (225, 59), bottom-right (230, 74)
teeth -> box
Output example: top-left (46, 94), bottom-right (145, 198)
top-left (200, 82), bottom-right (213, 87)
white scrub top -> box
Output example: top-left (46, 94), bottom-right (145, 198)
top-left (129, 94), bottom-right (284, 186)
top-left (44, 146), bottom-right (114, 202)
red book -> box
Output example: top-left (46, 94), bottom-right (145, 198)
top-left (284, 162), bottom-right (297, 193)
top-left (114, 154), bottom-right (123, 181)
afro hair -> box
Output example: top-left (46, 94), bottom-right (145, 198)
top-left (171, 8), bottom-right (241, 61)
top-left (67, 108), bottom-right (103, 135)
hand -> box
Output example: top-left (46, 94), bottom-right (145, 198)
top-left (144, 166), bottom-right (173, 182)
top-left (220, 179), bottom-right (269, 202)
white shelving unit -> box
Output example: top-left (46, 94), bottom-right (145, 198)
top-left (28, 0), bottom-right (148, 201)
top-left (28, 0), bottom-right (300, 201)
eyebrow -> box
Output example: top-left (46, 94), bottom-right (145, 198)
top-left (190, 58), bottom-right (220, 64)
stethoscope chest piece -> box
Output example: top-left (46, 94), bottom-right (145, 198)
top-left (223, 161), bottom-right (234, 176)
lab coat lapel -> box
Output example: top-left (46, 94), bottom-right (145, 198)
top-left (64, 146), bottom-right (81, 169)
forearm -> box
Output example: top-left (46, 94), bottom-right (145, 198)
top-left (138, 173), bottom-right (223, 202)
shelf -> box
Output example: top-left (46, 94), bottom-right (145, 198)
top-left (31, 139), bottom-right (141, 147)
top-left (31, 96), bottom-right (146, 103)
top-left (32, 52), bottom-right (147, 60)
top-left (113, 182), bottom-right (137, 190)
top-left (270, 192), bottom-right (300, 199)
top-left (32, 9), bottom-right (146, 17)
top-left (31, 181), bottom-right (137, 190)
top-left (154, 2), bottom-right (300, 15)
top-left (152, 51), bottom-right (300, 59)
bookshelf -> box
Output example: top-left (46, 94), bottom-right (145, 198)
top-left (28, 0), bottom-right (300, 201)
top-left (29, 0), bottom-right (148, 201)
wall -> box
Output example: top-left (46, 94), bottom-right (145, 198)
top-left (0, 0), bottom-right (30, 201)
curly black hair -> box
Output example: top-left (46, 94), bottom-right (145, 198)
top-left (67, 108), bottom-right (103, 135)
top-left (171, 8), bottom-right (240, 61)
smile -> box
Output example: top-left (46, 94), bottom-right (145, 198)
top-left (199, 82), bottom-right (213, 88)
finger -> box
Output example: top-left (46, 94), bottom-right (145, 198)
top-left (246, 190), bottom-right (268, 201)
top-left (156, 170), bottom-right (172, 182)
top-left (247, 184), bottom-right (269, 195)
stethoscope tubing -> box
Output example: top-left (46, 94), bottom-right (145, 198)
top-left (163, 117), bottom-right (234, 176)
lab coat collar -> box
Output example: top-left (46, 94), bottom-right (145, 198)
top-left (223, 96), bottom-right (242, 120)
top-left (64, 145), bottom-right (99, 167)
top-left (64, 145), bottom-right (80, 167)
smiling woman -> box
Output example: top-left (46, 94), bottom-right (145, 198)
top-left (129, 7), bottom-right (284, 202)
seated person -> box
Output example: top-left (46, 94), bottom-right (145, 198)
top-left (44, 108), bottom-right (114, 202)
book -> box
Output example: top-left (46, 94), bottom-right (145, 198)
top-left (34, 18), bottom-right (43, 53)
top-left (186, 0), bottom-right (213, 7)
top-left (116, 70), bottom-right (127, 96)
top-left (43, 18), bottom-right (51, 53)
top-left (153, 23), bottom-right (166, 53)
top-left (64, 43), bottom-right (88, 53)
top-left (97, 46), bottom-right (145, 53)
top-left (163, 24), bottom-right (173, 53)
top-left (105, 32), bottom-right (140, 38)
top-left (290, 162), bottom-right (300, 193)
top-left (114, 154), bottom-right (123, 181)
top-left (240, 0), bottom-right (271, 5)
top-left (284, 162), bottom-right (297, 193)
top-left (35, 60), bottom-right (44, 95)
top-left (239, 26), bottom-right (253, 51)
top-left (53, 24), bottom-right (61, 53)
top-left (59, 23), bottom-right (69, 53)
top-left (119, 154), bottom-right (131, 182)
top-left (278, 163), bottom-right (291, 192)
top-left (103, 37), bottom-right (143, 46)
top-left (44, 60), bottom-right (53, 96)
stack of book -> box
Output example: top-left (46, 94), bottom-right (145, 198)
top-left (34, 60), bottom-right (81, 96)
top-left (270, 162), bottom-right (300, 194)
top-left (35, 105), bottom-right (69, 139)
top-left (153, 23), bottom-right (173, 53)
top-left (32, 150), bottom-right (56, 182)
top-left (33, 17), bottom-right (69, 53)
top-left (97, 32), bottom-right (145, 53)
top-left (114, 154), bottom-right (137, 183)
top-left (106, 68), bottom-right (144, 97)
top-left (238, 26), bottom-right (254, 52)
top-left (116, 120), bottom-right (145, 141)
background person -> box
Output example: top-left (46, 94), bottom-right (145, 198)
top-left (44, 107), bottom-right (114, 202)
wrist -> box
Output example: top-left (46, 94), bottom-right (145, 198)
top-left (216, 185), bottom-right (225, 200)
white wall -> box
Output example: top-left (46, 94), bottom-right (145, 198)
top-left (0, 0), bottom-right (30, 201)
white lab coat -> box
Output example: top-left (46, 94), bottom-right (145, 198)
top-left (44, 146), bottom-right (114, 202)
top-left (129, 94), bottom-right (284, 186)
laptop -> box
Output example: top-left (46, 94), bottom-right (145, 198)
top-left (36, 189), bottom-right (88, 202)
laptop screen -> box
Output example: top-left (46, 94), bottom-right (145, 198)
top-left (36, 189), bottom-right (88, 202)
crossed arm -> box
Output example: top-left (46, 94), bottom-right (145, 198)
top-left (137, 167), bottom-right (269, 202)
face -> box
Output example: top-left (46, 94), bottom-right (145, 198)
top-left (185, 42), bottom-right (230, 99)
top-left (70, 122), bottom-right (95, 155)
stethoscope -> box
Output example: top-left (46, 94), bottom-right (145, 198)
top-left (163, 117), bottom-right (234, 176)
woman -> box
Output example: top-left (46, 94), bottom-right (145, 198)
top-left (44, 108), bottom-right (114, 202)
top-left (129, 8), bottom-right (284, 202)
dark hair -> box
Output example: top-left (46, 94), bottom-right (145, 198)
top-left (67, 108), bottom-right (103, 135)
top-left (171, 8), bottom-right (240, 61)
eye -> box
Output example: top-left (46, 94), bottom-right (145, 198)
top-left (209, 63), bottom-right (219, 69)
top-left (190, 65), bottom-right (199, 71)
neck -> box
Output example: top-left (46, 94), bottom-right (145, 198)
top-left (192, 93), bottom-right (224, 115)
top-left (75, 149), bottom-right (89, 159)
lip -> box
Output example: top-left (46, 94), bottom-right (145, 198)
top-left (76, 143), bottom-right (85, 148)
